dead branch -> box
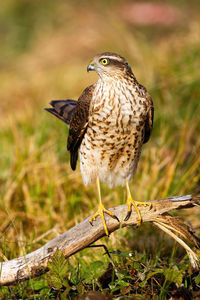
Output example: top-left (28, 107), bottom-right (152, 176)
top-left (0, 194), bottom-right (199, 286)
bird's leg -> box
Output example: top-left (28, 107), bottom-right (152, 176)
top-left (124, 180), bottom-right (151, 225)
top-left (89, 176), bottom-right (119, 236)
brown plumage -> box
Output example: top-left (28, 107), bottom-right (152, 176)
top-left (45, 52), bottom-right (154, 235)
top-left (67, 85), bottom-right (93, 170)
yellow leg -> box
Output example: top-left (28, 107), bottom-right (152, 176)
top-left (89, 176), bottom-right (119, 236)
top-left (124, 181), bottom-right (151, 226)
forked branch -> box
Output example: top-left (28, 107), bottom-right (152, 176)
top-left (0, 195), bottom-right (199, 286)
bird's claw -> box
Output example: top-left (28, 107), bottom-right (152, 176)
top-left (124, 197), bottom-right (151, 225)
top-left (124, 210), bottom-right (131, 221)
top-left (112, 214), bottom-right (120, 223)
top-left (89, 204), bottom-right (120, 236)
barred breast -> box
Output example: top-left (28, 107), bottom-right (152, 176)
top-left (79, 78), bottom-right (148, 188)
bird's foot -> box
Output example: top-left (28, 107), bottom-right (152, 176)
top-left (89, 203), bottom-right (119, 236)
top-left (124, 197), bottom-right (152, 226)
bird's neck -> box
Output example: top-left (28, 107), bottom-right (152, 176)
top-left (97, 74), bottom-right (136, 90)
top-left (95, 75), bottom-right (138, 97)
top-left (91, 75), bottom-right (140, 109)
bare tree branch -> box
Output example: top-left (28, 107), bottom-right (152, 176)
top-left (0, 195), bottom-right (199, 286)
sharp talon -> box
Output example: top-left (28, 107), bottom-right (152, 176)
top-left (105, 230), bottom-right (109, 237)
top-left (124, 210), bottom-right (131, 221)
top-left (113, 215), bottom-right (120, 222)
top-left (89, 221), bottom-right (93, 226)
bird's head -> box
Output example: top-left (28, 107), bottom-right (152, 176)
top-left (87, 52), bottom-right (133, 80)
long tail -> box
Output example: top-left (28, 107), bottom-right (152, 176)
top-left (44, 100), bottom-right (77, 125)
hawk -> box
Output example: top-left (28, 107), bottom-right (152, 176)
top-left (45, 52), bottom-right (154, 236)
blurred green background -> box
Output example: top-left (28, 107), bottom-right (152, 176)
top-left (0, 0), bottom-right (200, 298)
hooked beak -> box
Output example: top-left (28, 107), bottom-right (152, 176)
top-left (87, 62), bottom-right (95, 72)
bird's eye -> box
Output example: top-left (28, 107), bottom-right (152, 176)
top-left (100, 58), bottom-right (109, 66)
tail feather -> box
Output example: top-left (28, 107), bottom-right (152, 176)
top-left (44, 100), bottom-right (77, 125)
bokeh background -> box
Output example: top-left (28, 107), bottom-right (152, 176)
top-left (0, 0), bottom-right (200, 298)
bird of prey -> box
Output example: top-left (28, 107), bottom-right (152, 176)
top-left (45, 52), bottom-right (154, 236)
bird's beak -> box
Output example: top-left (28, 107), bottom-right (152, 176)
top-left (87, 62), bottom-right (95, 72)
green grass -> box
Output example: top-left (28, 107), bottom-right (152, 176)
top-left (0, 0), bottom-right (200, 298)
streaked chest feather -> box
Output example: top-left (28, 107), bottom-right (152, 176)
top-left (88, 79), bottom-right (147, 140)
top-left (79, 78), bottom-right (148, 186)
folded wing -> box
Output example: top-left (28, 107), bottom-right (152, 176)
top-left (67, 85), bottom-right (94, 170)
top-left (45, 85), bottom-right (94, 171)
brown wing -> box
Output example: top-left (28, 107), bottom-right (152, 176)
top-left (67, 85), bottom-right (94, 170)
top-left (44, 100), bottom-right (77, 125)
top-left (143, 94), bottom-right (154, 144)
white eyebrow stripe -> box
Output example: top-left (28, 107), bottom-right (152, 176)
top-left (99, 56), bottom-right (123, 62)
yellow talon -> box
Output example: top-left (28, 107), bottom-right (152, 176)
top-left (90, 177), bottom-right (119, 236)
top-left (124, 181), bottom-right (151, 226)
top-left (89, 203), bottom-right (119, 236)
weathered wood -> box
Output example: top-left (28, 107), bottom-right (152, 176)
top-left (0, 195), bottom-right (199, 286)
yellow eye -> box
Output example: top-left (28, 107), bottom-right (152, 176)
top-left (100, 58), bottom-right (109, 65)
